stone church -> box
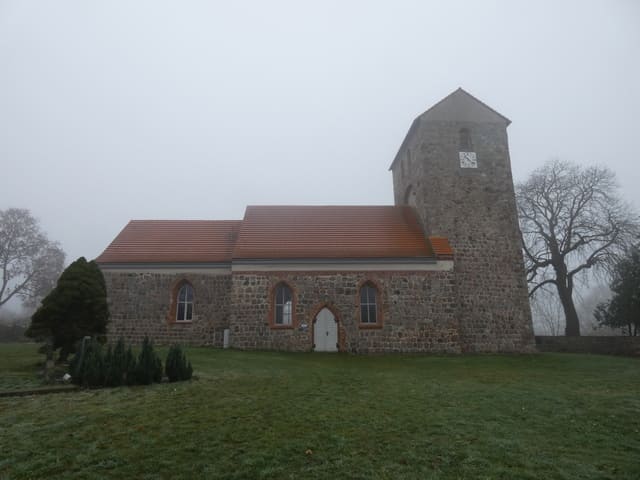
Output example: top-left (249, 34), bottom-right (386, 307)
top-left (97, 88), bottom-right (534, 353)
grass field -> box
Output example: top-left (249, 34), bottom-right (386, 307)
top-left (1, 344), bottom-right (639, 479)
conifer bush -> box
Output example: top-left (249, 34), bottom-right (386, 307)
top-left (165, 344), bottom-right (193, 382)
top-left (70, 338), bottom-right (106, 388)
top-left (123, 345), bottom-right (137, 386)
top-left (103, 343), bottom-right (114, 385)
top-left (26, 257), bottom-right (109, 361)
top-left (135, 337), bottom-right (163, 385)
top-left (83, 343), bottom-right (105, 387)
top-left (68, 337), bottom-right (190, 388)
top-left (104, 338), bottom-right (133, 387)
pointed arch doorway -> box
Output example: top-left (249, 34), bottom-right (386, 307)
top-left (313, 307), bottom-right (338, 352)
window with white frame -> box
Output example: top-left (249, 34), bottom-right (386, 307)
top-left (176, 283), bottom-right (194, 322)
top-left (359, 283), bottom-right (378, 324)
top-left (274, 283), bottom-right (293, 325)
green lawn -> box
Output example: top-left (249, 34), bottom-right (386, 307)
top-left (1, 344), bottom-right (639, 479)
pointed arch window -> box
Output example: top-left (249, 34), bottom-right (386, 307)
top-left (404, 185), bottom-right (416, 207)
top-left (274, 283), bottom-right (293, 326)
top-left (359, 283), bottom-right (378, 325)
top-left (176, 283), bottom-right (194, 322)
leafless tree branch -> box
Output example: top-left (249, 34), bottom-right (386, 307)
top-left (516, 159), bottom-right (640, 336)
top-left (0, 208), bottom-right (65, 308)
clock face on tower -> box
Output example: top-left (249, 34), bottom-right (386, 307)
top-left (459, 151), bottom-right (477, 168)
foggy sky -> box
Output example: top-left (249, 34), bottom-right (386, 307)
top-left (1, 0), bottom-right (639, 268)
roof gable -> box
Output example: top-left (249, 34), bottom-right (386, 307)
top-left (420, 88), bottom-right (511, 125)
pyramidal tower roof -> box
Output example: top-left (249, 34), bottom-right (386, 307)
top-left (389, 88), bottom-right (510, 170)
top-left (419, 88), bottom-right (511, 124)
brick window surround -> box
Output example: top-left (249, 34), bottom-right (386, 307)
top-left (269, 280), bottom-right (296, 329)
top-left (167, 279), bottom-right (194, 324)
top-left (357, 279), bottom-right (383, 329)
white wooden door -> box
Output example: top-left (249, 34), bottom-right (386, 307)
top-left (314, 308), bottom-right (338, 352)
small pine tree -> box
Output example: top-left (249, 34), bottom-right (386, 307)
top-left (165, 344), bottom-right (193, 382)
top-left (70, 338), bottom-right (106, 388)
top-left (83, 343), bottom-right (105, 387)
top-left (103, 344), bottom-right (114, 385)
top-left (104, 338), bottom-right (129, 387)
top-left (135, 337), bottom-right (163, 385)
top-left (124, 345), bottom-right (137, 386)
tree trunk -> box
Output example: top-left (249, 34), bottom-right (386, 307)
top-left (556, 281), bottom-right (581, 336)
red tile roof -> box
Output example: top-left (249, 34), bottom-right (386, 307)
top-left (96, 208), bottom-right (453, 264)
top-left (96, 220), bottom-right (241, 264)
top-left (232, 206), bottom-right (434, 260)
top-left (428, 236), bottom-right (454, 259)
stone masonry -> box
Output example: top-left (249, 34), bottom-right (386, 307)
top-left (102, 269), bottom-right (460, 353)
top-left (230, 271), bottom-right (459, 353)
top-left (391, 90), bottom-right (535, 352)
top-left (103, 271), bottom-right (232, 346)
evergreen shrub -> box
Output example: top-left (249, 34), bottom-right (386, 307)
top-left (104, 338), bottom-right (134, 387)
top-left (70, 338), bottom-right (106, 388)
top-left (68, 337), bottom-right (193, 388)
top-left (135, 337), bottom-right (163, 385)
top-left (165, 344), bottom-right (193, 382)
top-left (26, 257), bottom-right (109, 361)
top-left (124, 345), bottom-right (137, 386)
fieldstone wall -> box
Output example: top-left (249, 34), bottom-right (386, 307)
top-left (230, 270), bottom-right (460, 353)
top-left (102, 270), bottom-right (232, 346)
top-left (392, 119), bottom-right (535, 353)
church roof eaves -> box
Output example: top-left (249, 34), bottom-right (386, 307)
top-left (231, 256), bottom-right (437, 265)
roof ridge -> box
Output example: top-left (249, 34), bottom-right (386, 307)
top-left (128, 219), bottom-right (242, 223)
top-left (244, 205), bottom-right (398, 209)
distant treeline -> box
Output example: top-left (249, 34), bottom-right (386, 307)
top-left (0, 322), bottom-right (28, 342)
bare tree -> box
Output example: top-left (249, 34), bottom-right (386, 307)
top-left (516, 160), bottom-right (639, 336)
top-left (0, 208), bottom-right (65, 308)
top-left (530, 288), bottom-right (564, 336)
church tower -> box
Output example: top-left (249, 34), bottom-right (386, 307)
top-left (390, 88), bottom-right (534, 352)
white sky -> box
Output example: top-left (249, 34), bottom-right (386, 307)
top-left (1, 0), bottom-right (639, 265)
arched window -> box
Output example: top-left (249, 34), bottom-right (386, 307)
top-left (459, 128), bottom-right (473, 151)
top-left (359, 283), bottom-right (378, 324)
top-left (274, 283), bottom-right (293, 326)
top-left (176, 283), bottom-right (194, 322)
top-left (404, 185), bottom-right (417, 207)
top-left (400, 148), bottom-right (411, 178)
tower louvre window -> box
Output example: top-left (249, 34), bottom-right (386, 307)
top-left (459, 128), bottom-right (473, 151)
top-left (404, 185), bottom-right (416, 207)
